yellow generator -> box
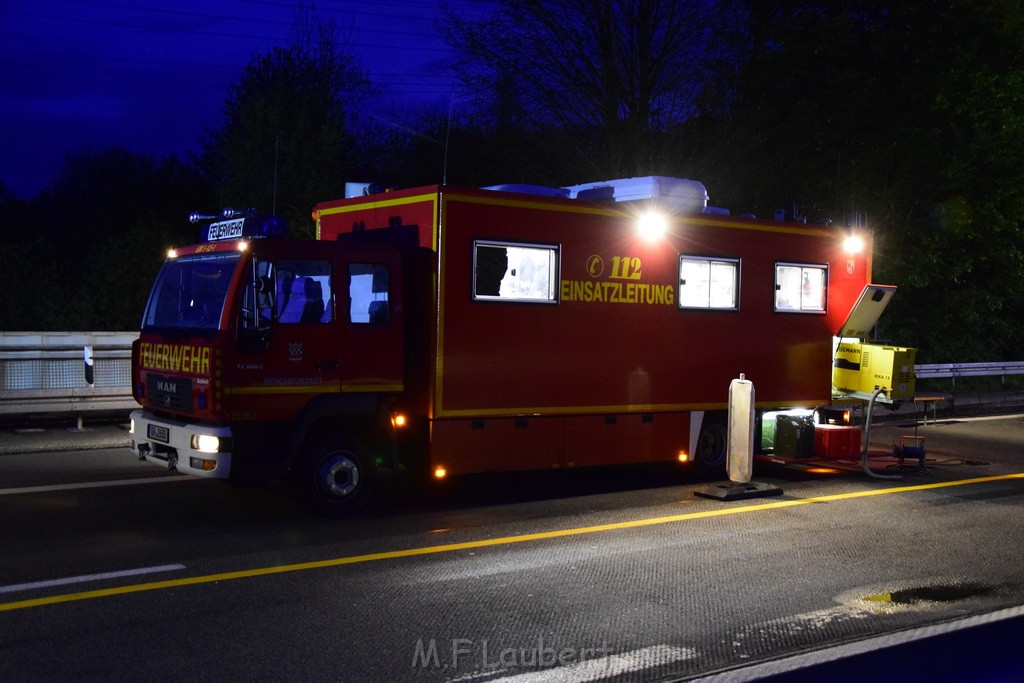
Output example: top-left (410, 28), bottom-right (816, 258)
top-left (833, 341), bottom-right (917, 400)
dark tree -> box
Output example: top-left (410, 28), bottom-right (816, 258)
top-left (440, 0), bottom-right (737, 180)
top-left (689, 1), bottom-right (1024, 361)
top-left (0, 149), bottom-right (208, 331)
top-left (201, 11), bottom-right (370, 237)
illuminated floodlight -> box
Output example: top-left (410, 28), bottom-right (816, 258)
top-left (843, 234), bottom-right (865, 254)
top-left (637, 211), bottom-right (668, 240)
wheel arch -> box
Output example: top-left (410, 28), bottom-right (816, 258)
top-left (690, 409), bottom-right (729, 471)
top-left (286, 393), bottom-right (395, 472)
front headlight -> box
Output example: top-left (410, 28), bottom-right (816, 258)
top-left (192, 434), bottom-right (220, 454)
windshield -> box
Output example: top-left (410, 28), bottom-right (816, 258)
top-left (141, 252), bottom-right (241, 331)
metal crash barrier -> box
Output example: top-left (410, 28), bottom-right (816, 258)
top-left (913, 361), bottom-right (1024, 419)
top-left (0, 332), bottom-right (138, 424)
top-left (0, 332), bottom-right (1019, 426)
top-left (915, 361), bottom-right (1024, 381)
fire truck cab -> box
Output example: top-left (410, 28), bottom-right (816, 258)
top-left (130, 213), bottom-right (431, 512)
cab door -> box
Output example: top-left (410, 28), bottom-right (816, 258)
top-left (230, 254), bottom-right (344, 421)
top-left (338, 250), bottom-right (405, 393)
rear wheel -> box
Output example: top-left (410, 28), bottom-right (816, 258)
top-left (294, 434), bottom-right (376, 516)
top-left (696, 418), bottom-right (728, 473)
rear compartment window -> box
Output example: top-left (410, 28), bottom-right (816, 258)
top-left (678, 255), bottom-right (740, 310)
top-left (774, 262), bottom-right (827, 313)
top-left (473, 240), bottom-right (559, 303)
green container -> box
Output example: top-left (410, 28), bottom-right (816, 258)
top-left (775, 414), bottom-right (814, 458)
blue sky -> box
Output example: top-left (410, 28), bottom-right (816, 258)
top-left (1, 0), bottom-right (468, 199)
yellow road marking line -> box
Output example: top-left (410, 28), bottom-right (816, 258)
top-left (3, 472), bottom-right (1023, 613)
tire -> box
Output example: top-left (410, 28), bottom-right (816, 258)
top-left (695, 418), bottom-right (728, 473)
top-left (293, 434), bottom-right (377, 516)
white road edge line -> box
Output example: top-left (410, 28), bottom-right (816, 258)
top-left (490, 644), bottom-right (697, 683)
top-left (692, 604), bottom-right (1024, 682)
top-left (0, 564), bottom-right (187, 594)
top-left (0, 475), bottom-right (198, 496)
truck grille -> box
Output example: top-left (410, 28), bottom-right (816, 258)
top-left (147, 373), bottom-right (194, 412)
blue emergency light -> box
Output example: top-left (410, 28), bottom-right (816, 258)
top-left (189, 209), bottom-right (288, 242)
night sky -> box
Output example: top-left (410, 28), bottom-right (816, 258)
top-left (2, 0), bottom-right (464, 199)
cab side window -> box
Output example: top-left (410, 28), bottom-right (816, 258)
top-left (277, 259), bottom-right (333, 324)
top-left (349, 263), bottom-right (390, 324)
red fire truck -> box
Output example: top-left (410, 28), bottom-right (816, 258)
top-left (129, 177), bottom-right (910, 514)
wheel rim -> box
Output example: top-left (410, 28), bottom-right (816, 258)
top-left (316, 452), bottom-right (360, 498)
top-left (698, 423), bottom-right (728, 468)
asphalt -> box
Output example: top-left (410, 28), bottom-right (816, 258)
top-left (0, 419), bottom-right (132, 455)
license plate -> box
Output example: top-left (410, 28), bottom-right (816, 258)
top-left (147, 424), bottom-right (170, 443)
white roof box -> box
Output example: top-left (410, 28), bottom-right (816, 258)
top-left (482, 183), bottom-right (571, 198)
top-left (563, 176), bottom-right (708, 213)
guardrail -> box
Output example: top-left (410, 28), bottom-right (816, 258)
top-left (914, 361), bottom-right (1024, 381)
top-left (1, 331), bottom-right (1022, 424)
top-left (0, 332), bottom-right (139, 424)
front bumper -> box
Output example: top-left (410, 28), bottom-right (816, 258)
top-left (129, 409), bottom-right (232, 478)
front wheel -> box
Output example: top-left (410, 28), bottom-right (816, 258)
top-left (293, 435), bottom-right (376, 516)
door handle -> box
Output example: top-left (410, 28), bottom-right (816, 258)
top-left (317, 359), bottom-right (339, 371)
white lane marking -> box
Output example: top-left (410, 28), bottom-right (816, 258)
top-left (489, 644), bottom-right (697, 683)
top-left (0, 564), bottom-right (187, 594)
top-left (694, 604), bottom-right (1024, 681)
top-left (0, 475), bottom-right (197, 496)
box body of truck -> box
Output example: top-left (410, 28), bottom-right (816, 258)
top-left (314, 182), bottom-right (873, 476)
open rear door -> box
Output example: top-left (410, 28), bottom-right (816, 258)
top-left (836, 285), bottom-right (897, 339)
top-left (833, 284), bottom-right (916, 402)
